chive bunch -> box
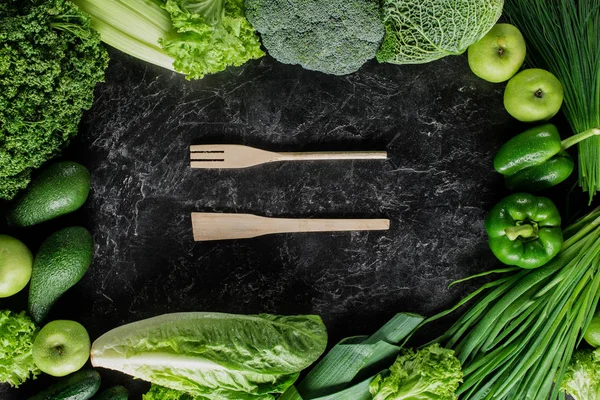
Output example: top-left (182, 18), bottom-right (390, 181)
top-left (504, 0), bottom-right (600, 202)
top-left (431, 208), bottom-right (600, 399)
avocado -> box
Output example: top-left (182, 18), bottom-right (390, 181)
top-left (7, 161), bottom-right (91, 227)
top-left (28, 226), bottom-right (94, 324)
top-left (29, 369), bottom-right (101, 400)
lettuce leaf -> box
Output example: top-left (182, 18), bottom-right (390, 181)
top-left (0, 310), bottom-right (40, 387)
top-left (561, 348), bottom-right (600, 400)
top-left (91, 312), bottom-right (327, 399)
top-left (369, 344), bottom-right (462, 400)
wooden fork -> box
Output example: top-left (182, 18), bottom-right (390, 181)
top-left (190, 144), bottom-right (387, 169)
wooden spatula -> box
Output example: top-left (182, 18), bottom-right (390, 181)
top-left (191, 213), bottom-right (390, 241)
top-left (190, 144), bottom-right (387, 169)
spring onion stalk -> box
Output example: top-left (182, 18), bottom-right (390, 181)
top-left (71, 0), bottom-right (264, 79)
top-left (428, 207), bottom-right (600, 399)
top-left (504, 0), bottom-right (600, 202)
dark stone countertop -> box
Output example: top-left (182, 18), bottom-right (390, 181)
top-left (0, 48), bottom-right (587, 399)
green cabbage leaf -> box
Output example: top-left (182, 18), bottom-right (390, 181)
top-left (369, 343), bottom-right (462, 400)
top-left (377, 0), bottom-right (503, 64)
top-left (91, 312), bottom-right (327, 400)
top-left (0, 310), bottom-right (40, 387)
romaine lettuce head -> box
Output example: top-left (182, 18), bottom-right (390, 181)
top-left (369, 343), bottom-right (462, 400)
top-left (91, 312), bottom-right (327, 400)
top-left (561, 348), bottom-right (600, 400)
top-left (0, 310), bottom-right (40, 387)
top-left (377, 0), bottom-right (503, 64)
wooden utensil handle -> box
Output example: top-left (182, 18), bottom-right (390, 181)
top-left (276, 151), bottom-right (387, 161)
top-left (270, 218), bottom-right (390, 234)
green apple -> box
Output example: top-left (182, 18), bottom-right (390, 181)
top-left (0, 234), bottom-right (33, 298)
top-left (468, 23), bottom-right (526, 83)
top-left (504, 68), bottom-right (564, 122)
top-left (32, 320), bottom-right (91, 377)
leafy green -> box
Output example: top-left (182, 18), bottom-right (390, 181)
top-left (0, 0), bottom-right (108, 200)
top-left (369, 344), bottom-right (462, 400)
top-left (244, 0), bottom-right (384, 75)
top-left (377, 0), bottom-right (504, 64)
top-left (72, 0), bottom-right (264, 79)
top-left (91, 312), bottom-right (327, 400)
top-left (0, 310), bottom-right (40, 387)
top-left (280, 313), bottom-right (424, 400)
top-left (561, 348), bottom-right (600, 400)
top-left (143, 385), bottom-right (200, 400)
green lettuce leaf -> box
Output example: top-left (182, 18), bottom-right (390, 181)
top-left (369, 343), bottom-right (462, 400)
top-left (377, 0), bottom-right (503, 64)
top-left (91, 312), bottom-right (327, 400)
top-left (160, 0), bottom-right (265, 79)
top-left (561, 348), bottom-right (600, 400)
top-left (0, 310), bottom-right (40, 387)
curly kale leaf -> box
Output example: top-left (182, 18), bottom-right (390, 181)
top-left (0, 310), bottom-right (40, 387)
top-left (377, 0), bottom-right (503, 64)
top-left (244, 0), bottom-right (384, 76)
top-left (0, 0), bottom-right (108, 200)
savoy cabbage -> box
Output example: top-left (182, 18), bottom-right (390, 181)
top-left (377, 0), bottom-right (504, 64)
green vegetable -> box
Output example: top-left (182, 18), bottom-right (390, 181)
top-left (280, 313), bottom-right (424, 400)
top-left (30, 369), bottom-right (101, 400)
top-left (143, 385), bottom-right (199, 400)
top-left (377, 0), bottom-right (503, 65)
top-left (561, 348), bottom-right (600, 400)
top-left (29, 226), bottom-right (95, 324)
top-left (484, 193), bottom-right (563, 269)
top-left (428, 206), bottom-right (600, 399)
top-left (72, 0), bottom-right (264, 80)
top-left (7, 161), bottom-right (91, 227)
top-left (92, 385), bottom-right (129, 400)
top-left (504, 0), bottom-right (600, 202)
top-left (584, 313), bottom-right (600, 348)
top-left (369, 344), bottom-right (462, 400)
top-left (90, 312), bottom-right (327, 400)
top-left (0, 0), bottom-right (108, 200)
top-left (494, 123), bottom-right (600, 191)
top-left (244, 0), bottom-right (384, 76)
top-left (0, 309), bottom-right (40, 387)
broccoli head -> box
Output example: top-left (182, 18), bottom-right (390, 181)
top-left (244, 0), bottom-right (384, 76)
top-left (0, 0), bottom-right (108, 200)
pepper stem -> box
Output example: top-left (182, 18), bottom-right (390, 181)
top-left (561, 127), bottom-right (600, 150)
top-left (505, 224), bottom-right (535, 241)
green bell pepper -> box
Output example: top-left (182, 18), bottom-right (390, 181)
top-left (494, 123), bottom-right (600, 191)
top-left (484, 193), bottom-right (563, 269)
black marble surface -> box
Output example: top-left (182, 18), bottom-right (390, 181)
top-left (0, 48), bottom-right (587, 399)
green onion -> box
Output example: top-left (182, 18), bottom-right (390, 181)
top-left (428, 207), bottom-right (600, 399)
top-left (504, 0), bottom-right (600, 202)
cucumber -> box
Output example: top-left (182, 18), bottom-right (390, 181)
top-left (29, 369), bottom-right (101, 400)
top-left (92, 386), bottom-right (129, 400)
top-left (7, 161), bottom-right (91, 227)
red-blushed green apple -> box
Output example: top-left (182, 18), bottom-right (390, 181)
top-left (468, 23), bottom-right (526, 83)
top-left (0, 234), bottom-right (33, 298)
top-left (504, 68), bottom-right (564, 122)
top-left (32, 320), bottom-right (91, 377)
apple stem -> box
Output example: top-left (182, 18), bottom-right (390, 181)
top-left (561, 127), bottom-right (600, 150)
